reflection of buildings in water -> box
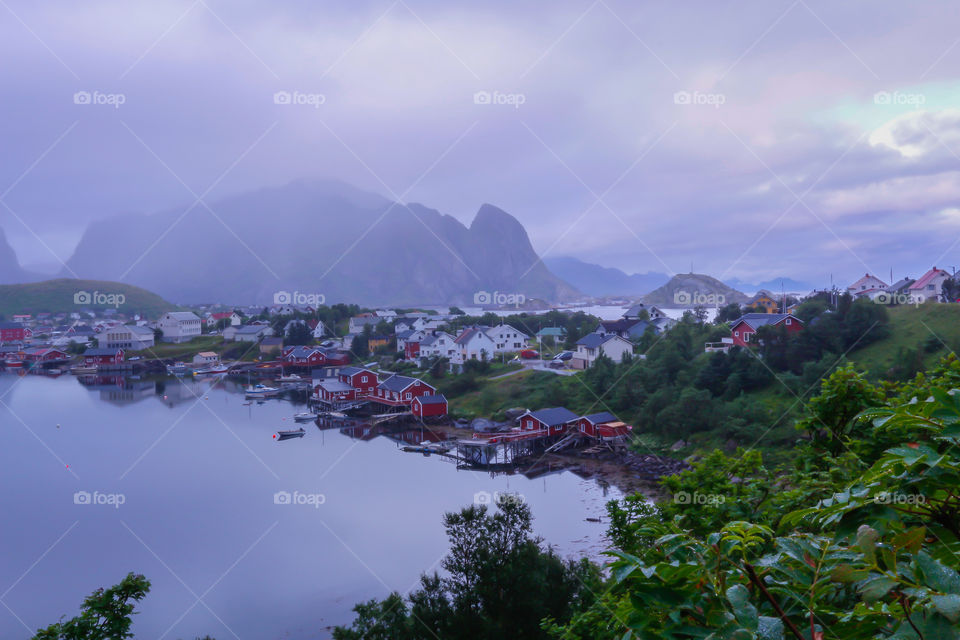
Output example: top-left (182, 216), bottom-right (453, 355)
top-left (156, 379), bottom-right (210, 406)
top-left (384, 428), bottom-right (448, 447)
top-left (338, 421), bottom-right (382, 441)
top-left (77, 375), bottom-right (156, 406)
top-left (332, 419), bottom-right (450, 446)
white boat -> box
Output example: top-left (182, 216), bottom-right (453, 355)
top-left (293, 412), bottom-right (316, 422)
top-left (278, 373), bottom-right (302, 382)
top-left (167, 362), bottom-right (190, 376)
top-left (326, 411), bottom-right (348, 419)
top-left (69, 365), bottom-right (97, 374)
top-left (245, 384), bottom-right (280, 399)
top-left (5, 359), bottom-right (24, 368)
top-left (194, 365), bottom-right (228, 376)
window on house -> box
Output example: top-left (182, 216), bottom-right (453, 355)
top-left (735, 331), bottom-right (739, 337)
top-left (785, 319), bottom-right (791, 325)
top-left (405, 393), bottom-right (411, 400)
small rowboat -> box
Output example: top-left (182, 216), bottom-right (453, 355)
top-left (276, 428), bottom-right (305, 440)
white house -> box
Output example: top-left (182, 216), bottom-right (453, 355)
top-left (453, 327), bottom-right (497, 363)
top-left (101, 324), bottom-right (156, 351)
top-left (206, 312), bottom-right (242, 328)
top-left (311, 321), bottom-right (328, 340)
top-left (909, 267), bottom-right (952, 301)
top-left (158, 312), bottom-right (202, 343)
top-left (192, 351), bottom-right (220, 365)
top-left (418, 331), bottom-right (458, 362)
top-left (349, 315), bottom-right (380, 334)
top-left (847, 273), bottom-right (889, 297)
top-left (572, 332), bottom-right (634, 368)
top-left (484, 324), bottom-right (530, 353)
top-left (227, 325), bottom-right (274, 342)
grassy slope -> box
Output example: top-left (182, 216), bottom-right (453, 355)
top-left (848, 304), bottom-right (960, 376)
top-left (0, 279), bottom-right (177, 317)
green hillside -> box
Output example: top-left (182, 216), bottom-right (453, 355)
top-left (847, 303), bottom-right (960, 377)
top-left (0, 279), bottom-right (176, 318)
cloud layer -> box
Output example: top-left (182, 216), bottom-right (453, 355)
top-left (2, 0), bottom-right (960, 287)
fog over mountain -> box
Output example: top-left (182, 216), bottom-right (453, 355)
top-left (542, 257), bottom-right (669, 297)
top-left (0, 228), bottom-right (28, 285)
top-left (62, 180), bottom-right (578, 306)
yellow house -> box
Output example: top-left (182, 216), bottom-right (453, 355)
top-left (749, 292), bottom-right (779, 313)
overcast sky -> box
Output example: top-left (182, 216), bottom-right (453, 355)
top-left (2, 0), bottom-right (960, 286)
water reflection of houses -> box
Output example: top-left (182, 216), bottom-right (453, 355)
top-left (155, 379), bottom-right (214, 406)
top-left (333, 419), bottom-right (449, 447)
top-left (77, 376), bottom-right (156, 406)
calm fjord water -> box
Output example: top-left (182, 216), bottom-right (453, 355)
top-left (0, 373), bottom-right (620, 639)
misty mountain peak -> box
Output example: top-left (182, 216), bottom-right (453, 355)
top-left (470, 203), bottom-right (526, 235)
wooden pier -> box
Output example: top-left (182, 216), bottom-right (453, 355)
top-left (455, 430), bottom-right (562, 466)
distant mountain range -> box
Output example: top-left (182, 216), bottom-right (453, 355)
top-left (643, 273), bottom-right (750, 307)
top-left (724, 277), bottom-right (812, 294)
top-left (542, 257), bottom-right (669, 297)
top-left (0, 179), bottom-right (819, 307)
top-left (60, 180), bottom-right (578, 306)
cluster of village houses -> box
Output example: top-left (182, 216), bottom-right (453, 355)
top-left (306, 363), bottom-right (631, 440)
top-left (0, 265), bottom-right (953, 370)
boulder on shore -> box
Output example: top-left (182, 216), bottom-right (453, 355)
top-left (471, 417), bottom-right (497, 432)
top-left (504, 407), bottom-right (526, 421)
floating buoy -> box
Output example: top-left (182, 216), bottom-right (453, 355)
top-left (56, 424), bottom-right (61, 428)
top-left (272, 434), bottom-right (276, 439)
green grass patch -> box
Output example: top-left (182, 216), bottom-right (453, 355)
top-left (0, 279), bottom-right (177, 317)
top-left (848, 304), bottom-right (960, 377)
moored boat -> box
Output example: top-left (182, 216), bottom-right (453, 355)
top-left (167, 362), bottom-right (190, 376)
top-left (69, 365), bottom-right (97, 374)
top-left (245, 384), bottom-right (280, 399)
top-left (276, 427), bottom-right (305, 440)
top-left (293, 412), bottom-right (316, 422)
top-left (194, 365), bottom-right (228, 376)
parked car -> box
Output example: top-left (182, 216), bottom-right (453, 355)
top-left (520, 349), bottom-right (539, 359)
top-left (552, 351), bottom-right (573, 362)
